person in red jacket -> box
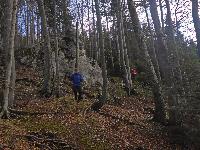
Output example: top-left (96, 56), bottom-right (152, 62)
top-left (131, 67), bottom-right (138, 79)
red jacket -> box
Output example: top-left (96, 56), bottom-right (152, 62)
top-left (131, 68), bottom-right (138, 77)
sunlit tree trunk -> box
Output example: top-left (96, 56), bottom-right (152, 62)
top-left (94, 0), bottom-right (108, 102)
top-left (158, 0), bottom-right (165, 32)
top-left (30, 3), bottom-right (35, 45)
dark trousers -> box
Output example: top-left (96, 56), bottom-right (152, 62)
top-left (72, 86), bottom-right (82, 101)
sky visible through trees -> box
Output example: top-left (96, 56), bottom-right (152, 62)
top-left (68, 0), bottom-right (196, 40)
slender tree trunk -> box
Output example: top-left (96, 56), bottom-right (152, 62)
top-left (165, 0), bottom-right (187, 124)
top-left (81, 0), bottom-right (85, 51)
top-left (1, 0), bottom-right (18, 118)
top-left (37, 0), bottom-right (51, 95)
top-left (143, 41), bottom-right (166, 123)
top-left (62, 0), bottom-right (68, 34)
top-left (116, 0), bottom-right (132, 96)
top-left (8, 53), bottom-right (16, 107)
top-left (104, 3), bottom-right (114, 70)
top-left (52, 0), bottom-right (60, 97)
top-left (165, 0), bottom-right (185, 96)
top-left (92, 0), bottom-right (98, 61)
top-left (30, 4), bottom-right (35, 46)
top-left (94, 0), bottom-right (108, 102)
top-left (87, 0), bottom-right (92, 58)
top-left (128, 0), bottom-right (166, 123)
top-left (113, 17), bottom-right (121, 69)
top-left (149, 0), bottom-right (182, 125)
top-left (75, 22), bottom-right (80, 70)
top-left (26, 4), bottom-right (29, 46)
top-left (36, 8), bottom-right (40, 42)
top-left (149, 0), bottom-right (170, 81)
top-left (192, 0), bottom-right (200, 57)
top-left (143, 2), bottom-right (161, 81)
top-left (158, 0), bottom-right (165, 32)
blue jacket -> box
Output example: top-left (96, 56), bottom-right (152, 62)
top-left (70, 72), bottom-right (83, 87)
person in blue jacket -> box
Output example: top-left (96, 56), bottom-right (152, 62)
top-left (70, 68), bottom-right (84, 102)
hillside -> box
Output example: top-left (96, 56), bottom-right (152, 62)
top-left (0, 66), bottom-right (194, 150)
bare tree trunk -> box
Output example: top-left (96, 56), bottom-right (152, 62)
top-left (128, 0), bottom-right (166, 123)
top-left (92, 0), bottom-right (98, 61)
top-left (149, 0), bottom-right (170, 81)
top-left (26, 4), bottom-right (29, 46)
top-left (1, 0), bottom-right (18, 118)
top-left (75, 22), bottom-right (80, 70)
top-left (116, 0), bottom-right (131, 96)
top-left (192, 0), bottom-right (200, 57)
top-left (165, 0), bottom-right (185, 96)
top-left (149, 0), bottom-right (181, 125)
top-left (37, 0), bottom-right (51, 95)
top-left (143, 2), bottom-right (161, 81)
top-left (165, 0), bottom-right (187, 124)
top-left (62, 0), bottom-right (68, 34)
top-left (36, 7), bottom-right (40, 42)
top-left (8, 53), bottom-right (16, 107)
top-left (30, 4), bottom-right (35, 46)
top-left (94, 0), bottom-right (108, 102)
top-left (113, 17), bottom-right (121, 69)
top-left (103, 3), bottom-right (114, 70)
top-left (81, 0), bottom-right (85, 51)
top-left (158, 0), bottom-right (165, 32)
top-left (87, 0), bottom-right (92, 58)
top-left (52, 0), bottom-right (60, 97)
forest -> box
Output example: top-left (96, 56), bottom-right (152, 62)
top-left (0, 0), bottom-right (200, 149)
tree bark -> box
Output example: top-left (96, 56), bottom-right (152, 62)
top-left (128, 0), bottom-right (166, 123)
top-left (116, 0), bottom-right (132, 96)
top-left (165, 0), bottom-right (186, 124)
top-left (37, 0), bottom-right (51, 95)
top-left (158, 0), bottom-right (165, 32)
top-left (149, 0), bottom-right (170, 81)
top-left (1, 0), bottom-right (18, 118)
top-left (94, 0), bottom-right (108, 102)
top-left (143, 2), bottom-right (161, 81)
top-left (51, 0), bottom-right (60, 97)
top-left (192, 0), bottom-right (200, 57)
top-left (75, 22), bottom-right (80, 70)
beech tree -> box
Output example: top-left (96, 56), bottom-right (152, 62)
top-left (1, 0), bottom-right (18, 118)
top-left (192, 0), bottom-right (200, 57)
top-left (128, 0), bottom-right (166, 123)
top-left (94, 0), bottom-right (108, 102)
top-left (36, 0), bottom-right (51, 96)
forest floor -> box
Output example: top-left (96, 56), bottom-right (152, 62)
top-left (0, 66), bottom-right (195, 150)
